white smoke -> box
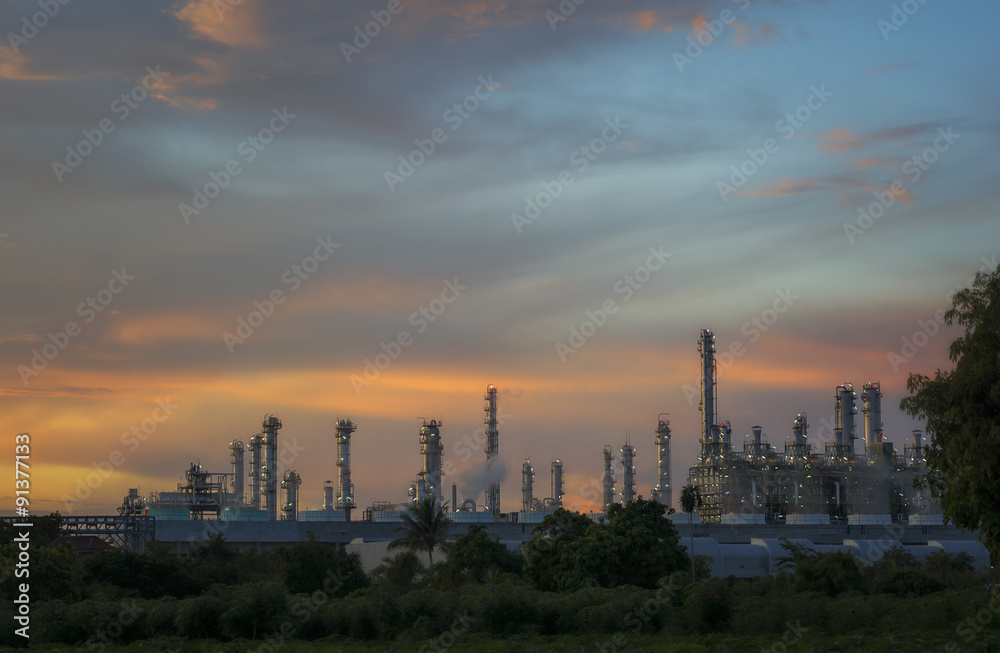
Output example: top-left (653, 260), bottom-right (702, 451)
top-left (458, 457), bottom-right (507, 502)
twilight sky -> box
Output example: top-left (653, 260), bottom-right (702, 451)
top-left (2, 0), bottom-right (998, 517)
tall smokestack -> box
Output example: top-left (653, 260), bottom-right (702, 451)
top-left (248, 433), bottom-right (264, 510)
top-left (521, 460), bottom-right (534, 512)
top-left (653, 416), bottom-right (671, 508)
top-left (335, 418), bottom-right (358, 520)
top-left (551, 460), bottom-right (564, 508)
top-left (620, 442), bottom-right (636, 504)
top-left (698, 330), bottom-right (717, 461)
top-left (862, 382), bottom-right (883, 446)
top-left (418, 419), bottom-right (444, 506)
top-left (229, 440), bottom-right (245, 507)
top-left (602, 445), bottom-right (615, 512)
top-left (484, 385), bottom-right (500, 514)
top-left (262, 415), bottom-right (282, 521)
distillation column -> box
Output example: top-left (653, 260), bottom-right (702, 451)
top-left (834, 384), bottom-right (857, 454)
top-left (698, 329), bottom-right (718, 461)
top-left (551, 459), bottom-right (564, 508)
top-left (653, 416), bottom-right (671, 508)
top-left (418, 419), bottom-right (444, 506)
top-left (335, 418), bottom-right (358, 520)
top-left (522, 460), bottom-right (534, 512)
top-left (862, 382), bottom-right (883, 447)
top-left (602, 445), bottom-right (615, 511)
top-left (620, 442), bottom-right (636, 503)
top-left (281, 470), bottom-right (301, 521)
top-left (262, 415), bottom-right (282, 521)
top-left (323, 480), bottom-right (334, 510)
top-left (229, 440), bottom-right (245, 507)
top-left (248, 433), bottom-right (264, 510)
top-left (484, 385), bottom-right (501, 514)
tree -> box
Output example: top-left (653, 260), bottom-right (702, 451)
top-left (901, 263), bottom-right (1000, 558)
top-left (280, 534), bottom-right (367, 596)
top-left (388, 496), bottom-right (450, 565)
top-left (440, 525), bottom-right (523, 585)
top-left (679, 484), bottom-right (702, 581)
top-left (523, 501), bottom-right (688, 591)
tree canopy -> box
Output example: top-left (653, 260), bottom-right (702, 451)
top-left (901, 263), bottom-right (1000, 558)
top-left (523, 499), bottom-right (688, 591)
top-left (388, 496), bottom-right (450, 564)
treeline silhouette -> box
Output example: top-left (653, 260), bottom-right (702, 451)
top-left (0, 502), bottom-right (992, 649)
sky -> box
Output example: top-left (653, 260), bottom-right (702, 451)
top-left (1, 0), bottom-right (998, 517)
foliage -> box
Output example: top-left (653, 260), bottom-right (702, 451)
top-left (81, 546), bottom-right (197, 599)
top-left (680, 485), bottom-right (702, 581)
top-left (388, 496), bottom-right (451, 565)
top-left (374, 550), bottom-right (426, 593)
top-left (280, 534), bottom-right (367, 596)
top-left (684, 576), bottom-right (733, 634)
top-left (218, 581), bottom-right (288, 639)
top-left (438, 525), bottom-right (523, 586)
top-left (523, 500), bottom-right (688, 592)
top-left (901, 263), bottom-right (1000, 558)
top-left (776, 539), bottom-right (864, 596)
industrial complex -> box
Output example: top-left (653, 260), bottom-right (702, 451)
top-left (96, 329), bottom-right (987, 575)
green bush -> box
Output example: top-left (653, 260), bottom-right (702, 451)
top-left (684, 577), bottom-right (733, 634)
top-left (174, 593), bottom-right (226, 639)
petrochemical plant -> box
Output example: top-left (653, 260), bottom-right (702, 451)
top-left (126, 329), bottom-right (938, 530)
top-left (101, 328), bottom-right (993, 576)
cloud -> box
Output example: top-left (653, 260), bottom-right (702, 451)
top-left (819, 128), bottom-right (863, 153)
top-left (0, 45), bottom-right (65, 81)
top-left (632, 10), bottom-right (675, 32)
top-left (742, 177), bottom-right (831, 197)
top-left (173, 0), bottom-right (269, 50)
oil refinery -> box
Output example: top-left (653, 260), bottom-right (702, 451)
top-left (102, 329), bottom-right (987, 576)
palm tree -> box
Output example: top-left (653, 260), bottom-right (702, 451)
top-left (679, 484), bottom-right (702, 581)
top-left (388, 496), bottom-right (450, 565)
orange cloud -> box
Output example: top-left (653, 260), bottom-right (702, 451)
top-left (0, 45), bottom-right (65, 81)
top-left (173, 0), bottom-right (268, 50)
top-left (852, 157), bottom-right (894, 168)
top-left (107, 312), bottom-right (222, 345)
top-left (633, 10), bottom-right (674, 32)
top-left (820, 128), bottom-right (863, 153)
top-left (148, 55), bottom-right (224, 110)
top-left (742, 178), bottom-right (828, 198)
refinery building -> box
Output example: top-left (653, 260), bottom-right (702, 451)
top-left (87, 330), bottom-right (987, 576)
